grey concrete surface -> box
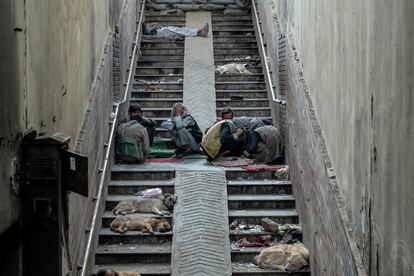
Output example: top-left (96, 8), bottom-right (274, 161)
top-left (183, 12), bottom-right (216, 132)
top-left (259, 0), bottom-right (414, 275)
top-left (171, 171), bottom-right (231, 276)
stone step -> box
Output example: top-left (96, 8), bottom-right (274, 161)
top-left (145, 17), bottom-right (185, 22)
top-left (215, 81), bottom-right (266, 90)
top-left (214, 37), bottom-right (257, 43)
top-left (216, 90), bottom-right (268, 99)
top-left (139, 55), bottom-right (184, 61)
top-left (213, 21), bottom-right (253, 27)
top-left (215, 42), bottom-right (258, 48)
top-left (137, 60), bottom-right (184, 67)
top-left (229, 229), bottom-right (303, 243)
top-left (215, 74), bottom-right (264, 82)
top-left (226, 170), bottom-right (278, 181)
top-left (215, 53), bottom-right (260, 60)
top-left (231, 262), bottom-right (310, 275)
top-left (228, 209), bottom-right (298, 225)
top-left (215, 107), bottom-right (271, 117)
top-left (134, 83), bottom-right (183, 91)
top-left (212, 27), bottom-right (255, 32)
top-left (141, 41), bottom-right (184, 48)
top-left (212, 15), bottom-right (252, 21)
top-left (228, 194), bottom-right (296, 210)
top-left (108, 180), bottom-right (175, 195)
top-left (102, 212), bottom-right (173, 228)
top-left (99, 227), bottom-right (173, 245)
top-left (94, 263), bottom-right (171, 276)
top-left (131, 98), bottom-right (183, 108)
top-left (111, 167), bottom-right (175, 180)
top-left (136, 67), bottom-right (184, 75)
top-left (214, 48), bottom-right (259, 55)
top-left (227, 180), bottom-right (292, 195)
top-left (140, 107), bottom-right (176, 118)
top-left (135, 74), bottom-right (183, 80)
top-left (141, 48), bottom-right (184, 55)
top-left (217, 98), bottom-right (269, 108)
top-left (214, 30), bottom-right (256, 36)
top-left (132, 90), bottom-right (183, 99)
top-left (155, 127), bottom-right (170, 138)
top-left (215, 59), bottom-right (261, 65)
top-left (95, 243), bottom-right (171, 265)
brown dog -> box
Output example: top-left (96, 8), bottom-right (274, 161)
top-left (254, 243), bottom-right (309, 271)
top-left (112, 193), bottom-right (177, 216)
top-left (110, 215), bottom-right (172, 234)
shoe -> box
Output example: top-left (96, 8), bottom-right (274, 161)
top-left (200, 23), bottom-right (209, 37)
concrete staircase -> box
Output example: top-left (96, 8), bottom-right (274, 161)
top-left (93, 10), bottom-right (309, 276)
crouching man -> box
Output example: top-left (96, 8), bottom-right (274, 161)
top-left (115, 118), bottom-right (149, 163)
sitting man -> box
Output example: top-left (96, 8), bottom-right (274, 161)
top-left (144, 22), bottom-right (209, 38)
top-left (128, 104), bottom-right (156, 146)
top-left (115, 116), bottom-right (149, 163)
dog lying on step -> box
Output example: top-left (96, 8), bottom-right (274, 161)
top-left (254, 243), bottom-right (309, 271)
top-left (110, 215), bottom-right (172, 234)
top-left (112, 193), bottom-right (176, 216)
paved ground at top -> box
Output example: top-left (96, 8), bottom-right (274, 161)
top-left (183, 12), bottom-right (216, 133)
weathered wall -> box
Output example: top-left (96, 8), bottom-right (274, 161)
top-left (0, 0), bottom-right (139, 274)
top-left (258, 0), bottom-right (414, 275)
top-left (0, 0), bottom-right (25, 236)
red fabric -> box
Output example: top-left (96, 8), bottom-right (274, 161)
top-left (241, 164), bottom-right (285, 171)
top-left (145, 158), bottom-right (183, 163)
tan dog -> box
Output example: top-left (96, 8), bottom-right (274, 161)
top-left (255, 243), bottom-right (309, 271)
top-left (110, 215), bottom-right (172, 234)
top-left (112, 193), bottom-right (176, 216)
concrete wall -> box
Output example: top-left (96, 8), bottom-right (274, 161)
top-left (0, 0), bottom-right (25, 236)
top-left (258, 0), bottom-right (414, 275)
top-left (0, 0), bottom-right (139, 274)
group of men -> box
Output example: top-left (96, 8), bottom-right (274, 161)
top-left (115, 104), bottom-right (283, 164)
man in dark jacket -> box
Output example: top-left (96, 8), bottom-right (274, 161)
top-left (128, 104), bottom-right (157, 146)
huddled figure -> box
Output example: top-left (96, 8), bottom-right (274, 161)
top-left (115, 104), bottom-right (156, 163)
top-left (202, 107), bottom-right (284, 163)
top-left (161, 103), bottom-right (203, 158)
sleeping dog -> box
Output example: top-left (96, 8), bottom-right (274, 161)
top-left (110, 215), bottom-right (172, 234)
top-left (112, 193), bottom-right (177, 216)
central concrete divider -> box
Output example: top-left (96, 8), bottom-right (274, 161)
top-left (183, 12), bottom-right (216, 132)
top-left (171, 171), bottom-right (231, 276)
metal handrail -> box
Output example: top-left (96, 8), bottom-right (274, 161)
top-left (79, 1), bottom-right (146, 275)
top-left (251, 0), bottom-right (286, 105)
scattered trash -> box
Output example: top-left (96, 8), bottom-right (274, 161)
top-left (216, 63), bottom-right (253, 75)
top-left (134, 188), bottom-right (163, 198)
top-left (274, 165), bottom-right (289, 180)
top-left (254, 243), bottom-right (310, 271)
top-left (261, 217), bottom-right (302, 235)
top-left (229, 220), bottom-right (264, 233)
